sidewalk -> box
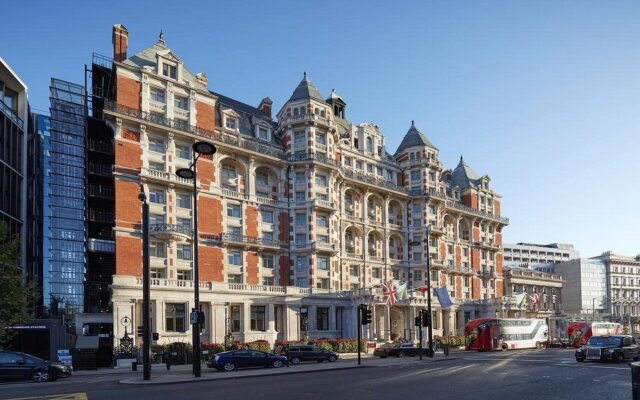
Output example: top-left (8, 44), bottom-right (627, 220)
top-left (115, 350), bottom-right (459, 385)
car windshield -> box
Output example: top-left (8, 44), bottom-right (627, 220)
top-left (19, 353), bottom-right (44, 363)
top-left (587, 337), bottom-right (622, 347)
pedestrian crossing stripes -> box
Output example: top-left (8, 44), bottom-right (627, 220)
top-left (7, 393), bottom-right (88, 400)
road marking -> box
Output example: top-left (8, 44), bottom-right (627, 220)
top-left (565, 377), bottom-right (574, 380)
top-left (7, 394), bottom-right (88, 400)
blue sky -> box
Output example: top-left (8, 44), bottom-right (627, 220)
top-left (2, 0), bottom-right (639, 258)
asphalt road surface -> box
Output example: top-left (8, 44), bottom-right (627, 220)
top-left (0, 349), bottom-right (632, 400)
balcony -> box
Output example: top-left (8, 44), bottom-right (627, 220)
top-left (429, 258), bottom-right (445, 270)
top-left (88, 163), bottom-right (112, 177)
top-left (0, 98), bottom-right (23, 126)
top-left (478, 270), bottom-right (497, 280)
top-left (88, 184), bottom-right (114, 199)
top-left (313, 199), bottom-right (335, 210)
top-left (476, 239), bottom-right (501, 251)
top-left (88, 139), bottom-right (114, 154)
top-left (88, 209), bottom-right (114, 224)
top-left (220, 232), bottom-right (281, 249)
top-left (88, 238), bottom-right (115, 253)
top-left (282, 113), bottom-right (333, 128)
top-left (341, 167), bottom-right (405, 193)
top-left (141, 167), bottom-right (198, 187)
top-left (445, 200), bottom-right (509, 224)
top-left (103, 100), bottom-right (284, 159)
top-left (428, 225), bottom-right (445, 235)
top-left (221, 188), bottom-right (250, 201)
top-left (313, 241), bottom-right (338, 253)
top-left (150, 223), bottom-right (192, 242)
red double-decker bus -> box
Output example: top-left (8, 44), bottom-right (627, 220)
top-left (464, 318), bottom-right (548, 351)
top-left (567, 322), bottom-right (622, 348)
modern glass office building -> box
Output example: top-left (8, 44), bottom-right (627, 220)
top-left (44, 78), bottom-right (87, 315)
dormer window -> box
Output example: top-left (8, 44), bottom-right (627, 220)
top-left (257, 126), bottom-right (269, 141)
top-left (162, 63), bottom-right (177, 79)
top-left (225, 117), bottom-right (237, 130)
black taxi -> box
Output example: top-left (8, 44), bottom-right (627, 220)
top-left (575, 335), bottom-right (640, 363)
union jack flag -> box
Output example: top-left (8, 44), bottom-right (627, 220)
top-left (383, 281), bottom-right (396, 305)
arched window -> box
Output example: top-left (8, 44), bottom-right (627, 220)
top-left (366, 137), bottom-right (373, 153)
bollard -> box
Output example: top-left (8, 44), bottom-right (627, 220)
top-left (132, 362), bottom-right (137, 372)
top-left (166, 361), bottom-right (171, 370)
top-left (631, 362), bottom-right (640, 400)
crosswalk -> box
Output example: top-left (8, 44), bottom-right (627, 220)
top-left (6, 394), bottom-right (87, 400)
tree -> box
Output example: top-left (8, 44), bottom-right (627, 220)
top-left (0, 222), bottom-right (39, 345)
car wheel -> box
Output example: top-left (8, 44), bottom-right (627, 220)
top-left (31, 370), bottom-right (50, 383)
top-left (536, 342), bottom-right (543, 349)
top-left (328, 355), bottom-right (338, 362)
top-left (272, 359), bottom-right (284, 368)
top-left (223, 362), bottom-right (236, 371)
top-left (576, 357), bottom-right (584, 363)
top-left (397, 351), bottom-right (406, 358)
top-left (290, 356), bottom-right (301, 365)
top-left (501, 343), bottom-right (508, 351)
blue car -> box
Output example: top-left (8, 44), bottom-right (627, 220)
top-left (207, 350), bottom-right (288, 371)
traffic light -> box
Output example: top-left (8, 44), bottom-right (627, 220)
top-left (421, 310), bottom-right (431, 327)
top-left (415, 316), bottom-right (421, 327)
top-left (152, 332), bottom-right (159, 341)
top-left (137, 326), bottom-right (143, 337)
top-left (360, 305), bottom-right (372, 325)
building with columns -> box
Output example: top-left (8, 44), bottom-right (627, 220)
top-left (94, 25), bottom-right (510, 349)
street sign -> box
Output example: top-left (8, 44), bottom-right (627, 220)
top-left (190, 311), bottom-right (199, 324)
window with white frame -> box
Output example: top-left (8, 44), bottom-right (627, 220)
top-left (294, 131), bottom-right (305, 146)
top-left (258, 126), bottom-right (269, 141)
top-left (366, 137), bottom-right (373, 153)
top-left (317, 256), bottom-right (329, 270)
top-left (256, 172), bottom-right (269, 186)
top-left (174, 95), bottom-right (188, 110)
top-left (297, 278), bottom-right (308, 288)
top-left (315, 174), bottom-right (327, 187)
top-left (317, 234), bottom-right (329, 243)
top-left (316, 214), bottom-right (328, 228)
top-left (176, 218), bottom-right (191, 232)
top-left (148, 137), bottom-right (165, 153)
top-left (225, 116), bottom-right (238, 130)
top-left (222, 165), bottom-right (237, 178)
top-left (149, 213), bottom-right (165, 225)
top-left (260, 209), bottom-right (274, 223)
top-left (228, 250), bottom-right (242, 265)
top-left (373, 267), bottom-right (381, 278)
top-left (177, 244), bottom-right (192, 260)
top-left (295, 213), bottom-right (306, 226)
top-left (176, 193), bottom-right (191, 209)
top-left (165, 303), bottom-right (185, 332)
top-left (228, 274), bottom-right (243, 283)
top-left (250, 306), bottom-right (266, 331)
top-left (295, 171), bottom-right (306, 184)
top-left (227, 204), bottom-right (241, 218)
top-left (175, 144), bottom-right (191, 160)
top-left (162, 63), bottom-right (177, 79)
top-left (295, 191), bottom-right (305, 201)
top-left (343, 157), bottom-right (352, 168)
top-left (263, 277), bottom-right (274, 286)
top-left (150, 87), bottom-right (166, 103)
top-left (262, 254), bottom-right (275, 269)
top-left (296, 233), bottom-right (306, 244)
top-left (296, 257), bottom-right (308, 270)
top-left (150, 241), bottom-right (166, 258)
top-left (149, 161), bottom-right (165, 171)
top-left (350, 265), bottom-right (360, 276)
top-left (411, 170), bottom-right (421, 181)
top-left (149, 188), bottom-right (166, 204)
top-left (316, 132), bottom-right (326, 145)
top-left (317, 278), bottom-right (329, 289)
top-left (414, 270), bottom-right (423, 281)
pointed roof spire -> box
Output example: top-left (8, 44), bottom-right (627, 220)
top-left (158, 30), bottom-right (165, 44)
top-left (452, 156), bottom-right (481, 189)
top-left (288, 72), bottom-right (325, 102)
top-left (394, 121), bottom-right (437, 155)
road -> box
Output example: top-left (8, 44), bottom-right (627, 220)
top-left (0, 349), bottom-right (633, 400)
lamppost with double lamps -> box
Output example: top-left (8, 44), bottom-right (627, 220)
top-left (176, 140), bottom-right (217, 378)
top-left (409, 234), bottom-right (434, 358)
top-left (138, 185), bottom-right (151, 380)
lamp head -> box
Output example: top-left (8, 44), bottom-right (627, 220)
top-left (138, 184), bottom-right (146, 202)
top-left (193, 141), bottom-right (216, 155)
top-left (176, 168), bottom-right (196, 180)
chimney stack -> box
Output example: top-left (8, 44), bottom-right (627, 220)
top-left (258, 97), bottom-right (273, 119)
top-left (112, 24), bottom-right (129, 62)
top-left (195, 73), bottom-right (208, 87)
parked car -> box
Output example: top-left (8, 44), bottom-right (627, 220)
top-left (0, 350), bottom-right (72, 382)
top-left (547, 338), bottom-right (569, 348)
top-left (575, 335), bottom-right (640, 363)
top-left (375, 343), bottom-right (429, 358)
top-left (280, 345), bottom-right (339, 364)
top-left (207, 350), bottom-right (288, 371)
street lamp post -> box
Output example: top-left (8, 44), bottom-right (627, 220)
top-left (410, 234), bottom-right (434, 358)
top-left (138, 185), bottom-right (151, 380)
top-left (176, 141), bottom-right (217, 378)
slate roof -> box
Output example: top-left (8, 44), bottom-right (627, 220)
top-left (122, 38), bottom-right (207, 91)
top-left (394, 121), bottom-right (437, 155)
top-left (211, 91), bottom-right (280, 146)
top-left (451, 156), bottom-right (482, 189)
top-left (288, 72), bottom-right (325, 102)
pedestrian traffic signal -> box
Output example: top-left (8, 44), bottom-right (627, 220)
top-left (152, 332), bottom-right (159, 341)
top-left (421, 310), bottom-right (431, 327)
top-left (415, 316), bottom-right (421, 327)
top-left (360, 305), bottom-right (372, 325)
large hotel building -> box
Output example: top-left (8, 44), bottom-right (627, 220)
top-left (94, 25), bottom-right (509, 348)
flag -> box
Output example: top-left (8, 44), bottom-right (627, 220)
top-left (383, 281), bottom-right (396, 305)
top-left (435, 287), bottom-right (453, 308)
top-left (515, 293), bottom-right (527, 310)
top-left (396, 283), bottom-right (408, 301)
top-left (531, 293), bottom-right (540, 310)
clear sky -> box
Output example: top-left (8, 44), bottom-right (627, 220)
top-left (2, 0), bottom-right (639, 258)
